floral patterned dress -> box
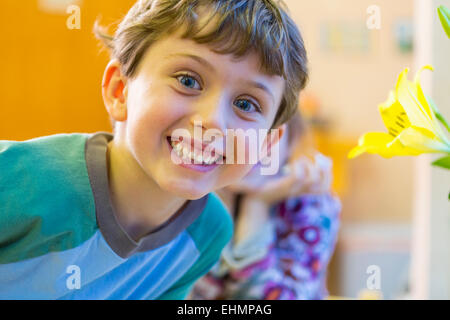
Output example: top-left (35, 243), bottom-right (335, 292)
top-left (190, 193), bottom-right (341, 300)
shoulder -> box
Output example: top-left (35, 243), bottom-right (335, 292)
top-left (0, 133), bottom-right (98, 263)
top-left (186, 192), bottom-right (234, 255)
top-left (0, 133), bottom-right (89, 169)
top-left (0, 133), bottom-right (92, 197)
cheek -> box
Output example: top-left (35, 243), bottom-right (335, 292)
top-left (216, 164), bottom-right (254, 189)
top-left (121, 110), bottom-right (163, 173)
top-left (129, 86), bottom-right (174, 127)
top-left (226, 124), bottom-right (269, 164)
top-left (126, 86), bottom-right (186, 145)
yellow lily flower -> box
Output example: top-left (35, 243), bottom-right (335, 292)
top-left (348, 65), bottom-right (450, 159)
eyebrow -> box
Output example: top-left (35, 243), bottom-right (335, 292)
top-left (165, 52), bottom-right (276, 104)
top-left (165, 53), bottom-right (215, 72)
top-left (244, 80), bottom-right (275, 104)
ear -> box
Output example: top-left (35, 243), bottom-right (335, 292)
top-left (102, 59), bottom-right (128, 122)
top-left (263, 123), bottom-right (287, 154)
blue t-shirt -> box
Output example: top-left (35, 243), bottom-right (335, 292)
top-left (0, 132), bottom-right (233, 299)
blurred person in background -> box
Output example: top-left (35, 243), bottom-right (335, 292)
top-left (190, 110), bottom-right (341, 300)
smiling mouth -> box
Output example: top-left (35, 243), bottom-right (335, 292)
top-left (166, 137), bottom-right (225, 166)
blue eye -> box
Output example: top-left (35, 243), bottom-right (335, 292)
top-left (234, 99), bottom-right (260, 113)
top-left (177, 73), bottom-right (201, 90)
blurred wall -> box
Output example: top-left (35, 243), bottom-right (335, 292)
top-left (286, 0), bottom-right (415, 137)
top-left (285, 0), bottom-right (415, 223)
top-left (0, 0), bottom-right (136, 140)
top-left (284, 0), bottom-right (416, 298)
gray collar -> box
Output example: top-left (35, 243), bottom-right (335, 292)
top-left (84, 132), bottom-right (209, 258)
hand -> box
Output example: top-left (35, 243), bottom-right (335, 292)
top-left (247, 152), bottom-right (333, 204)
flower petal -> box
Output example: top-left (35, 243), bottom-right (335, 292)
top-left (385, 137), bottom-right (424, 157)
top-left (378, 91), bottom-right (411, 137)
top-left (395, 68), bottom-right (435, 132)
top-left (396, 126), bottom-right (450, 153)
top-left (413, 65), bottom-right (434, 119)
top-left (413, 66), bottom-right (449, 136)
top-left (412, 66), bottom-right (450, 145)
top-left (348, 132), bottom-right (421, 159)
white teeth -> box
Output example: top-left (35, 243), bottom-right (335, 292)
top-left (170, 139), bottom-right (221, 165)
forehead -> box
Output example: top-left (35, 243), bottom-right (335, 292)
top-left (137, 27), bottom-right (285, 97)
top-left (145, 30), bottom-right (262, 73)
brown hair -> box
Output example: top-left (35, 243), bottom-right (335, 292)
top-left (94, 0), bottom-right (308, 128)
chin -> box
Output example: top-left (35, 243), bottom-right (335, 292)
top-left (159, 178), bottom-right (211, 200)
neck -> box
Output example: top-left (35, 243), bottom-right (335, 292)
top-left (106, 139), bottom-right (186, 241)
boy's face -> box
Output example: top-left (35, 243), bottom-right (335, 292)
top-left (103, 28), bottom-right (286, 200)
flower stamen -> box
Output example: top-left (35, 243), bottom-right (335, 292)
top-left (395, 121), bottom-right (405, 129)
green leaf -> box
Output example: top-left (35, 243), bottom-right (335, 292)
top-left (438, 6), bottom-right (450, 38)
top-left (432, 154), bottom-right (450, 169)
top-left (426, 94), bottom-right (450, 133)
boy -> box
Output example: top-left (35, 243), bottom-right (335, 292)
top-left (0, 0), bottom-right (307, 299)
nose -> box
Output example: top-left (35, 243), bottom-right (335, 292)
top-left (189, 92), bottom-right (227, 136)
